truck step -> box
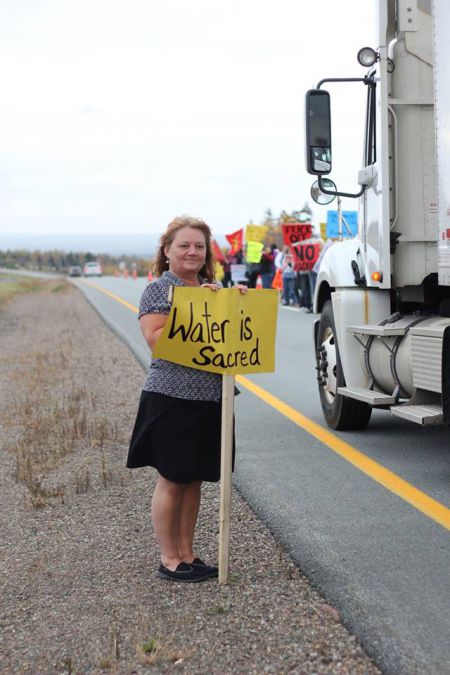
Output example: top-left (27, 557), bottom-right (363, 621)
top-left (337, 386), bottom-right (396, 405)
top-left (389, 404), bottom-right (443, 426)
top-left (346, 324), bottom-right (406, 337)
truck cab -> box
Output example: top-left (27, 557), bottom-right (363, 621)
top-left (305, 0), bottom-right (450, 429)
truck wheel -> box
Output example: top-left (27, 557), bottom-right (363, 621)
top-left (316, 300), bottom-right (372, 430)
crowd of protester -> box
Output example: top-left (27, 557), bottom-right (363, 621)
top-left (219, 239), bottom-right (326, 313)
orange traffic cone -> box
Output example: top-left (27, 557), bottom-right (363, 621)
top-left (147, 270), bottom-right (153, 282)
top-left (132, 269), bottom-right (137, 280)
top-left (271, 268), bottom-right (282, 290)
top-left (256, 275), bottom-right (263, 289)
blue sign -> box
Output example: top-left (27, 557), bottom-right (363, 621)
top-left (326, 210), bottom-right (358, 238)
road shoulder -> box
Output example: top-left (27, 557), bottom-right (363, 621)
top-left (0, 282), bottom-right (380, 673)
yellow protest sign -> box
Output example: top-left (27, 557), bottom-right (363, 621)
top-left (246, 240), bottom-right (264, 263)
top-left (245, 224), bottom-right (268, 243)
top-left (320, 222), bottom-right (327, 240)
top-left (215, 261), bottom-right (224, 281)
top-left (153, 287), bottom-right (278, 375)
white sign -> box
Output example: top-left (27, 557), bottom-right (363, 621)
top-left (230, 264), bottom-right (247, 283)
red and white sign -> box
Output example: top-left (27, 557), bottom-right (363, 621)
top-left (291, 242), bottom-right (320, 271)
top-left (282, 223), bottom-right (312, 246)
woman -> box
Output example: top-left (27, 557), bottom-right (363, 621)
top-left (127, 216), bottom-right (247, 583)
top-left (259, 245), bottom-right (275, 289)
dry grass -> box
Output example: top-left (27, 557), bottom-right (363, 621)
top-left (1, 281), bottom-right (127, 507)
top-left (137, 636), bottom-right (161, 666)
top-left (136, 634), bottom-right (196, 668)
top-left (0, 278), bottom-right (382, 675)
top-left (0, 273), bottom-right (63, 308)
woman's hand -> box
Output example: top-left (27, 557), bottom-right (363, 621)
top-left (233, 284), bottom-right (249, 294)
top-left (201, 282), bottom-right (248, 294)
top-left (201, 283), bottom-right (221, 291)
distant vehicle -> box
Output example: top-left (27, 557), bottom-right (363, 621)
top-left (83, 262), bottom-right (102, 277)
top-left (68, 266), bottom-right (82, 277)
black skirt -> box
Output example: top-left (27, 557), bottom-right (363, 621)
top-left (126, 391), bottom-right (235, 483)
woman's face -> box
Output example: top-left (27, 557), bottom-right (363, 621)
top-left (165, 226), bottom-right (207, 279)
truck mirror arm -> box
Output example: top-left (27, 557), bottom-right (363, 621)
top-left (318, 175), bottom-right (366, 199)
top-left (316, 77), bottom-right (373, 89)
top-left (315, 76), bottom-right (374, 198)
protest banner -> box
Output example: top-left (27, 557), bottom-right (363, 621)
top-left (291, 241), bottom-right (321, 271)
top-left (282, 223), bottom-right (312, 246)
top-left (212, 239), bottom-right (226, 263)
top-left (215, 262), bottom-right (224, 282)
top-left (326, 210), bottom-right (358, 238)
top-left (245, 224), bottom-right (268, 243)
top-left (246, 240), bottom-right (264, 263)
top-left (153, 287), bottom-right (277, 375)
top-left (153, 287), bottom-right (278, 582)
top-left (225, 228), bottom-right (243, 254)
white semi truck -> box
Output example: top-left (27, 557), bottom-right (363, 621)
top-left (305, 0), bottom-right (450, 429)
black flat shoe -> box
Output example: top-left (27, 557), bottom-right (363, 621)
top-left (190, 558), bottom-right (218, 578)
top-left (156, 562), bottom-right (211, 583)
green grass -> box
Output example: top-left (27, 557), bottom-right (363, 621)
top-left (0, 273), bottom-right (68, 308)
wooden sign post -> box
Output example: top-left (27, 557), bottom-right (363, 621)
top-left (218, 373), bottom-right (235, 583)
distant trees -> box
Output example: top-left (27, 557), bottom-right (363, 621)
top-left (0, 249), bottom-right (153, 277)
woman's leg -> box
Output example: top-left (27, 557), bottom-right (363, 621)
top-left (282, 277), bottom-right (288, 304)
top-left (151, 475), bottom-right (186, 570)
top-left (288, 278), bottom-right (296, 304)
top-left (177, 480), bottom-right (202, 563)
top-left (262, 272), bottom-right (273, 289)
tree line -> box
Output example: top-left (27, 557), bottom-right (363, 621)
top-left (0, 249), bottom-right (152, 276)
top-left (0, 205), bottom-right (314, 276)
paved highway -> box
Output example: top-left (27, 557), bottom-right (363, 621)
top-left (75, 276), bottom-right (450, 675)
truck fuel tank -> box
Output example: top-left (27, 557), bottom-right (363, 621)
top-left (347, 315), bottom-right (450, 399)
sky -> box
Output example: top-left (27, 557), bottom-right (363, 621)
top-left (0, 0), bottom-right (376, 242)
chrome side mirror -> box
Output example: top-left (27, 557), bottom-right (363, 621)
top-left (310, 178), bottom-right (336, 205)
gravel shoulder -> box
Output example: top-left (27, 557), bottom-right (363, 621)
top-left (0, 282), bottom-right (380, 674)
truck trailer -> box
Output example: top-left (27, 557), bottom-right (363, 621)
top-left (305, 0), bottom-right (450, 429)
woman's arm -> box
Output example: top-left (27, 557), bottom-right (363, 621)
top-left (140, 283), bottom-right (249, 351)
top-left (140, 313), bottom-right (168, 351)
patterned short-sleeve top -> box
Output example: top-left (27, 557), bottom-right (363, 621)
top-left (139, 270), bottom-right (223, 401)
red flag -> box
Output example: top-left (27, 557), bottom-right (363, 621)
top-left (212, 239), bottom-right (226, 263)
top-left (225, 228), bottom-right (243, 254)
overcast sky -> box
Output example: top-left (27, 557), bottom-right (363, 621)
top-left (0, 0), bottom-right (376, 239)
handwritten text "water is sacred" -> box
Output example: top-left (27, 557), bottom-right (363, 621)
top-left (152, 287), bottom-right (278, 375)
top-left (167, 301), bottom-right (261, 369)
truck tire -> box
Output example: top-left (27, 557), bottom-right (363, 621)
top-left (316, 300), bottom-right (372, 430)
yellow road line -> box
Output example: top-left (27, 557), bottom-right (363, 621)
top-left (80, 280), bottom-right (139, 313)
top-left (236, 375), bottom-right (450, 531)
top-left (82, 280), bottom-right (450, 531)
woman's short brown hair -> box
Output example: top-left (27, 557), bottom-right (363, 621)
top-left (154, 216), bottom-right (215, 282)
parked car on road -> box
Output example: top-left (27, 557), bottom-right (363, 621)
top-left (68, 266), bottom-right (82, 277)
top-left (83, 262), bottom-right (102, 277)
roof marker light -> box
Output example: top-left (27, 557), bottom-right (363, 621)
top-left (357, 47), bottom-right (378, 67)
